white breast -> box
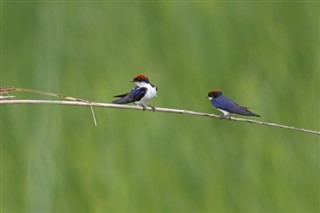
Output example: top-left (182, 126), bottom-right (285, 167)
top-left (134, 82), bottom-right (157, 106)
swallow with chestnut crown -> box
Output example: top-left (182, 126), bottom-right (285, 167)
top-left (112, 74), bottom-right (158, 111)
top-left (207, 90), bottom-right (260, 117)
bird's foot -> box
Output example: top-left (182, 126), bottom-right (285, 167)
top-left (148, 105), bottom-right (156, 112)
top-left (141, 105), bottom-right (147, 111)
top-left (221, 114), bottom-right (232, 120)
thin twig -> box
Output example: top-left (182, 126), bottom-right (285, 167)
top-left (0, 87), bottom-right (92, 102)
top-left (90, 105), bottom-right (97, 127)
top-left (0, 86), bottom-right (98, 125)
top-left (1, 99), bottom-right (319, 136)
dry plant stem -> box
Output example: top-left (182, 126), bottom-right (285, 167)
top-left (0, 87), bottom-right (98, 125)
top-left (1, 99), bottom-right (319, 136)
top-left (0, 87), bottom-right (92, 102)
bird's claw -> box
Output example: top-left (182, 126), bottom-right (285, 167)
top-left (141, 105), bottom-right (147, 111)
top-left (140, 105), bottom-right (155, 112)
top-left (148, 105), bottom-right (156, 112)
top-left (220, 114), bottom-right (232, 120)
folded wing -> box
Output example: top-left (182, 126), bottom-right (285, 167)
top-left (212, 96), bottom-right (260, 117)
top-left (112, 87), bottom-right (147, 104)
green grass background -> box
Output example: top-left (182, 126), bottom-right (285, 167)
top-left (1, 1), bottom-right (319, 212)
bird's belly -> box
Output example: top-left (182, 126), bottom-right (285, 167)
top-left (217, 108), bottom-right (230, 116)
top-left (135, 86), bottom-right (157, 105)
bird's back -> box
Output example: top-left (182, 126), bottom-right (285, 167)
top-left (212, 95), bottom-right (260, 117)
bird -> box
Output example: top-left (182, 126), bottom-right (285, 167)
top-left (207, 90), bottom-right (260, 117)
top-left (112, 74), bottom-right (158, 111)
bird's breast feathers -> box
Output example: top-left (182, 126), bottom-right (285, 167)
top-left (134, 83), bottom-right (157, 105)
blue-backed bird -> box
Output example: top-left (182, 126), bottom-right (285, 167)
top-left (207, 90), bottom-right (260, 117)
top-left (112, 74), bottom-right (158, 111)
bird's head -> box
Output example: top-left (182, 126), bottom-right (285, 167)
top-left (131, 74), bottom-right (150, 84)
top-left (207, 90), bottom-right (223, 99)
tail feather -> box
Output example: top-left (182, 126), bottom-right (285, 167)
top-left (113, 92), bottom-right (129, 98)
top-left (251, 113), bottom-right (261, 117)
top-left (246, 109), bottom-right (261, 117)
top-left (112, 94), bottom-right (133, 104)
top-left (112, 98), bottom-right (131, 104)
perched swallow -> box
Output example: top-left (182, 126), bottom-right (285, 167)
top-left (112, 74), bottom-right (158, 111)
top-left (207, 90), bottom-right (260, 117)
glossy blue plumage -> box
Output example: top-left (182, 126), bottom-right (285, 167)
top-left (208, 90), bottom-right (260, 117)
top-left (113, 86), bottom-right (147, 104)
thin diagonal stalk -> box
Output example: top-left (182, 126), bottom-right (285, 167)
top-left (1, 99), bottom-right (319, 136)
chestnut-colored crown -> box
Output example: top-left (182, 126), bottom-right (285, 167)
top-left (132, 74), bottom-right (149, 83)
top-left (208, 90), bottom-right (223, 98)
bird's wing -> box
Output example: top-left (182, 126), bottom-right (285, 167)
top-left (212, 96), bottom-right (238, 109)
top-left (213, 96), bottom-right (259, 116)
top-left (114, 92), bottom-right (129, 98)
top-left (112, 87), bottom-right (147, 104)
top-left (130, 86), bottom-right (147, 102)
top-left (212, 96), bottom-right (245, 112)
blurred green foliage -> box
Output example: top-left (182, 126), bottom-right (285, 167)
top-left (1, 2), bottom-right (319, 212)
